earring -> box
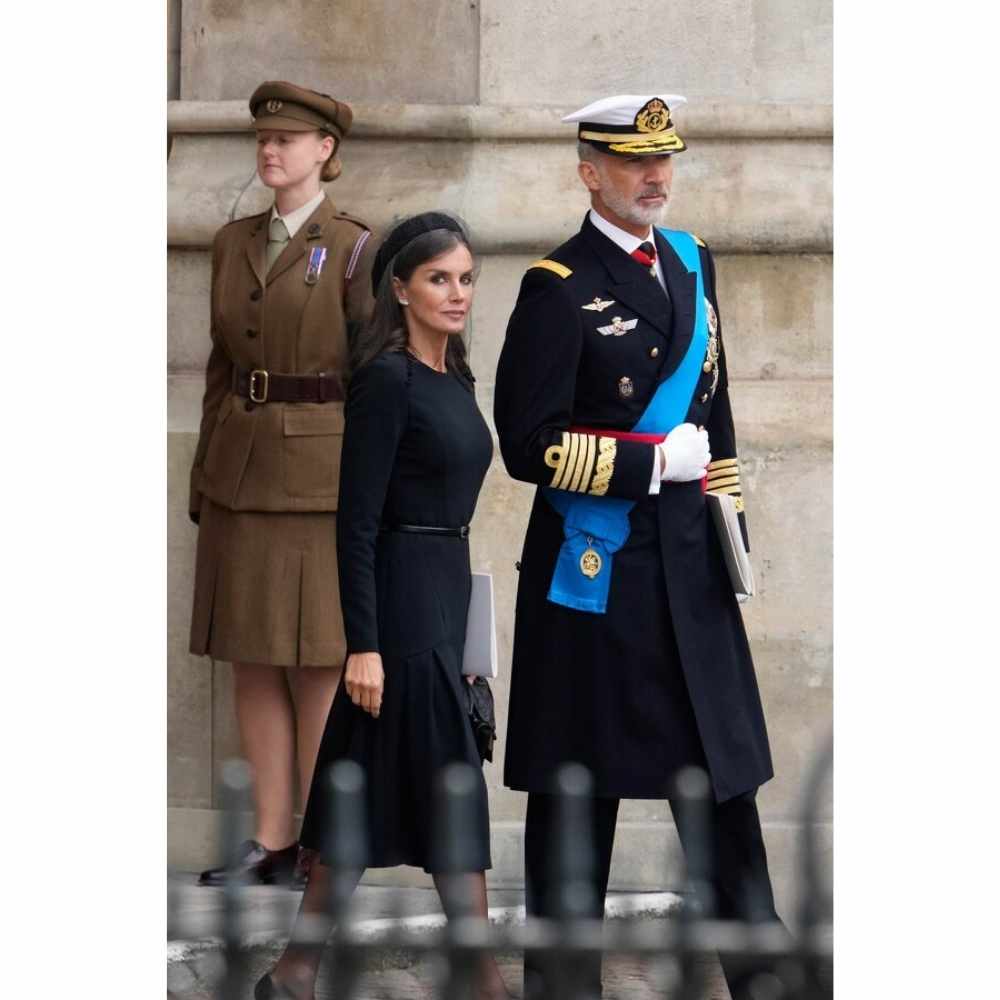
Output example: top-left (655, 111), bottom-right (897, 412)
top-left (398, 299), bottom-right (408, 306)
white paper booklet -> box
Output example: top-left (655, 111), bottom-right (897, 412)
top-left (705, 492), bottom-right (756, 598)
top-left (462, 572), bottom-right (498, 677)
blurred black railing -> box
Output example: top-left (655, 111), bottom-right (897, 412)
top-left (169, 739), bottom-right (832, 999)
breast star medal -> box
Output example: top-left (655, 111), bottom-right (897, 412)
top-left (703, 297), bottom-right (720, 392)
top-left (705, 298), bottom-right (718, 336)
top-left (580, 538), bottom-right (602, 579)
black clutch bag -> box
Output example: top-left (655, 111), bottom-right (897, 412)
top-left (464, 676), bottom-right (496, 763)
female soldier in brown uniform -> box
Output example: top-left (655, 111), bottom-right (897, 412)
top-left (189, 81), bottom-right (376, 886)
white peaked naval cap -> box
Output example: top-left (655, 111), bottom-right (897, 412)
top-left (563, 94), bottom-right (688, 156)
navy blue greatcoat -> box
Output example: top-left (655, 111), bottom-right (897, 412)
top-left (494, 215), bottom-right (773, 803)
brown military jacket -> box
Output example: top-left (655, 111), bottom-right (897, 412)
top-left (189, 195), bottom-right (376, 517)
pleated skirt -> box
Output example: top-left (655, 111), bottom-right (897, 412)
top-left (299, 630), bottom-right (492, 874)
top-left (188, 497), bottom-right (346, 668)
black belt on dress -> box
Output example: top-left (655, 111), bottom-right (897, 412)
top-left (233, 367), bottom-right (345, 404)
top-left (381, 523), bottom-right (470, 538)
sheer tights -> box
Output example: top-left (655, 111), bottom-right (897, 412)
top-left (263, 862), bottom-right (511, 1000)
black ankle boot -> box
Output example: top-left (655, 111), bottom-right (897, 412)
top-left (254, 973), bottom-right (299, 1000)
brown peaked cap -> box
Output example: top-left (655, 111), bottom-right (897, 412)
top-left (249, 81), bottom-right (353, 139)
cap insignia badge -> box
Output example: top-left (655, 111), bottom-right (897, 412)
top-left (266, 99), bottom-right (283, 113)
top-left (582, 297), bottom-right (615, 312)
top-left (635, 98), bottom-right (671, 134)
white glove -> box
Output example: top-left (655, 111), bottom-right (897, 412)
top-left (659, 423), bottom-right (710, 482)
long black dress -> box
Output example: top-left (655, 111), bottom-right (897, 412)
top-left (300, 351), bottom-right (494, 873)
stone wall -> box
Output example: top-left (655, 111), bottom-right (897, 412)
top-left (167, 0), bottom-right (832, 915)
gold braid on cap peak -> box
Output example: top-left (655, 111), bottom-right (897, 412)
top-left (544, 432), bottom-right (617, 495)
top-left (607, 132), bottom-right (685, 154)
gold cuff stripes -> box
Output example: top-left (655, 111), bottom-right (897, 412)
top-left (544, 433), bottom-right (617, 496)
top-left (706, 457), bottom-right (744, 511)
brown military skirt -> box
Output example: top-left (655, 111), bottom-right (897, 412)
top-left (189, 497), bottom-right (346, 668)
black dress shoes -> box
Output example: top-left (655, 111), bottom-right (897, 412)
top-left (197, 839), bottom-right (299, 887)
top-left (290, 846), bottom-right (319, 890)
top-left (253, 973), bottom-right (315, 1000)
top-left (254, 973), bottom-right (305, 1000)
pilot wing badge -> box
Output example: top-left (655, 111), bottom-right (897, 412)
top-left (582, 297), bottom-right (615, 312)
top-left (596, 316), bottom-right (639, 337)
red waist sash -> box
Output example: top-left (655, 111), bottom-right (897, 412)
top-left (570, 425), bottom-right (665, 444)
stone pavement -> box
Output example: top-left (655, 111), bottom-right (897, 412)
top-left (168, 872), bottom-right (731, 999)
top-left (170, 949), bottom-right (731, 999)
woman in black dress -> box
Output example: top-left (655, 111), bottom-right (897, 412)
top-left (256, 213), bottom-right (509, 1000)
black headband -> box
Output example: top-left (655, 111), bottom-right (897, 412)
top-left (371, 212), bottom-right (467, 295)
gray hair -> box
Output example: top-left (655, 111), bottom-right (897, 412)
top-left (577, 141), bottom-right (603, 165)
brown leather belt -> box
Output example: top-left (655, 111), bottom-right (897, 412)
top-left (232, 367), bottom-right (344, 404)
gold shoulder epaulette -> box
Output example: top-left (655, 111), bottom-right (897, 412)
top-left (693, 234), bottom-right (706, 248)
top-left (528, 259), bottom-right (572, 279)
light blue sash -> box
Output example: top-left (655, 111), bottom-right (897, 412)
top-left (544, 229), bottom-right (707, 613)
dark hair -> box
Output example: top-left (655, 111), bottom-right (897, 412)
top-left (351, 217), bottom-right (475, 381)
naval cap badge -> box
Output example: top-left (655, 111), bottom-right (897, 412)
top-left (635, 97), bottom-right (672, 134)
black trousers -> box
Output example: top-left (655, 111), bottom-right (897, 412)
top-left (523, 789), bottom-right (782, 999)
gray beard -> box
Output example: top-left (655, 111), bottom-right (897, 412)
top-left (598, 173), bottom-right (671, 227)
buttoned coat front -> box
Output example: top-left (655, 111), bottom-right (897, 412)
top-left (187, 194), bottom-right (376, 666)
top-left (189, 194), bottom-right (376, 518)
top-left (494, 215), bottom-right (773, 803)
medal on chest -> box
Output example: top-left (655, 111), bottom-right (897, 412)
top-left (703, 298), bottom-right (720, 395)
top-left (579, 537), bottom-right (603, 579)
top-left (305, 246), bottom-right (327, 285)
top-left (597, 315), bottom-right (639, 337)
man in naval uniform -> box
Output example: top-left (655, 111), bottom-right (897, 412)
top-left (494, 94), bottom-right (781, 999)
